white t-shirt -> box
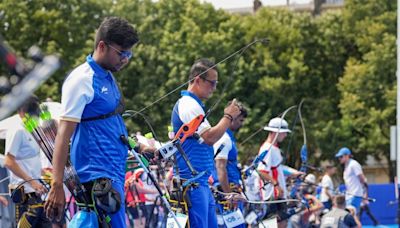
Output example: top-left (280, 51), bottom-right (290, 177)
top-left (320, 174), bottom-right (334, 202)
top-left (244, 168), bottom-right (261, 201)
top-left (5, 120), bottom-right (41, 193)
top-left (257, 142), bottom-right (286, 199)
top-left (140, 171), bottom-right (158, 205)
top-left (214, 132), bottom-right (231, 159)
top-left (343, 159), bottom-right (363, 197)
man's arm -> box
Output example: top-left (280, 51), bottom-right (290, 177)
top-left (0, 196), bottom-right (8, 206)
top-left (325, 187), bottom-right (333, 200)
top-left (4, 154), bottom-right (47, 194)
top-left (44, 120), bottom-right (77, 221)
top-left (357, 169), bottom-right (368, 197)
top-left (258, 170), bottom-right (283, 198)
top-left (215, 159), bottom-right (230, 192)
top-left (201, 118), bottom-right (232, 145)
top-left (201, 100), bottom-right (241, 145)
top-left (358, 173), bottom-right (367, 185)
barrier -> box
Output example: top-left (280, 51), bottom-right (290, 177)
top-left (0, 155), bottom-right (15, 227)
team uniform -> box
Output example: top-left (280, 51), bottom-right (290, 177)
top-left (171, 90), bottom-right (217, 227)
top-left (213, 129), bottom-right (245, 227)
top-left (213, 129), bottom-right (241, 187)
top-left (257, 142), bottom-right (290, 221)
top-left (6, 118), bottom-right (51, 226)
top-left (60, 55), bottom-right (128, 227)
top-left (257, 142), bottom-right (287, 200)
top-left (343, 159), bottom-right (364, 212)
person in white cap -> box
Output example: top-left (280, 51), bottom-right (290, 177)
top-left (256, 117), bottom-right (295, 226)
top-left (335, 147), bottom-right (367, 214)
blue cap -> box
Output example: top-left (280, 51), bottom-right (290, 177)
top-left (335, 147), bottom-right (351, 158)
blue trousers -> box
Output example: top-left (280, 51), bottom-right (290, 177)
top-left (346, 196), bottom-right (362, 213)
top-left (187, 185), bottom-right (218, 227)
top-left (110, 181), bottom-right (126, 228)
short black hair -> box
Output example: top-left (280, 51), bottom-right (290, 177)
top-left (94, 17), bottom-right (139, 49)
top-left (18, 95), bottom-right (40, 116)
top-left (189, 58), bottom-right (218, 83)
top-left (227, 100), bottom-right (248, 118)
top-left (237, 102), bottom-right (248, 118)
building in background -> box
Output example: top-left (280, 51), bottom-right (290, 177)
top-left (205, 0), bottom-right (344, 15)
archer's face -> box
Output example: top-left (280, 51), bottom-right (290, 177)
top-left (104, 43), bottom-right (131, 72)
top-left (198, 69), bottom-right (218, 99)
top-left (338, 154), bottom-right (350, 164)
top-left (231, 115), bottom-right (246, 131)
top-left (97, 41), bottom-right (132, 72)
top-left (277, 132), bottom-right (287, 143)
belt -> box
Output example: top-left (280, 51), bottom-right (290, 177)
top-left (172, 177), bottom-right (199, 190)
top-left (25, 192), bottom-right (37, 199)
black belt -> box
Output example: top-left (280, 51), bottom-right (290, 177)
top-left (81, 103), bottom-right (124, 122)
top-left (26, 192), bottom-right (36, 198)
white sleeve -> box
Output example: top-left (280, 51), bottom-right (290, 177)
top-left (352, 161), bottom-right (363, 176)
top-left (178, 97), bottom-right (211, 134)
top-left (59, 66), bottom-right (94, 122)
top-left (214, 134), bottom-right (232, 159)
top-left (5, 128), bottom-right (22, 157)
top-left (257, 149), bottom-right (272, 173)
top-left (321, 176), bottom-right (330, 188)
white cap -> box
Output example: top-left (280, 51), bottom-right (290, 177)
top-left (263, 117), bottom-right (291, 133)
top-left (305, 174), bottom-right (316, 184)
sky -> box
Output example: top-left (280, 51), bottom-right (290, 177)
top-left (203, 0), bottom-right (312, 9)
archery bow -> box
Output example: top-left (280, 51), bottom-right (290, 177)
top-left (243, 105), bottom-right (298, 178)
top-left (289, 99), bottom-right (310, 211)
top-left (135, 38), bottom-right (269, 118)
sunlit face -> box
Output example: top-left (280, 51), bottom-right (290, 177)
top-left (103, 42), bottom-right (132, 72)
top-left (277, 132), bottom-right (287, 143)
top-left (327, 167), bottom-right (337, 175)
top-left (338, 154), bottom-right (350, 164)
top-left (231, 115), bottom-right (246, 132)
top-left (198, 69), bottom-right (218, 99)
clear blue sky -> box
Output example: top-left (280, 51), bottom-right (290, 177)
top-left (203, 0), bottom-right (311, 9)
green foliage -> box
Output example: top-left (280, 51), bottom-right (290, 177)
top-left (0, 0), bottom-right (396, 179)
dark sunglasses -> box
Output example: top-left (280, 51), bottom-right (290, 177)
top-left (106, 43), bottom-right (133, 60)
top-left (201, 77), bottom-right (218, 87)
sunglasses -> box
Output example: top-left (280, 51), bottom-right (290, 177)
top-left (201, 77), bottom-right (218, 87)
top-left (106, 43), bottom-right (133, 60)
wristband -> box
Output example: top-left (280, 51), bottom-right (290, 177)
top-left (223, 113), bottom-right (233, 122)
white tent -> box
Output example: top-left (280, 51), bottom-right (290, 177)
top-left (0, 101), bottom-right (61, 139)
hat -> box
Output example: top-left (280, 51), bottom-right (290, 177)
top-left (305, 174), bottom-right (316, 184)
top-left (263, 117), bottom-right (291, 133)
top-left (335, 147), bottom-right (351, 158)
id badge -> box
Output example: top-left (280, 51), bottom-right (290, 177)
top-left (222, 209), bottom-right (245, 228)
top-left (245, 210), bottom-right (258, 224)
top-left (259, 217), bottom-right (278, 228)
top-left (166, 212), bottom-right (188, 228)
